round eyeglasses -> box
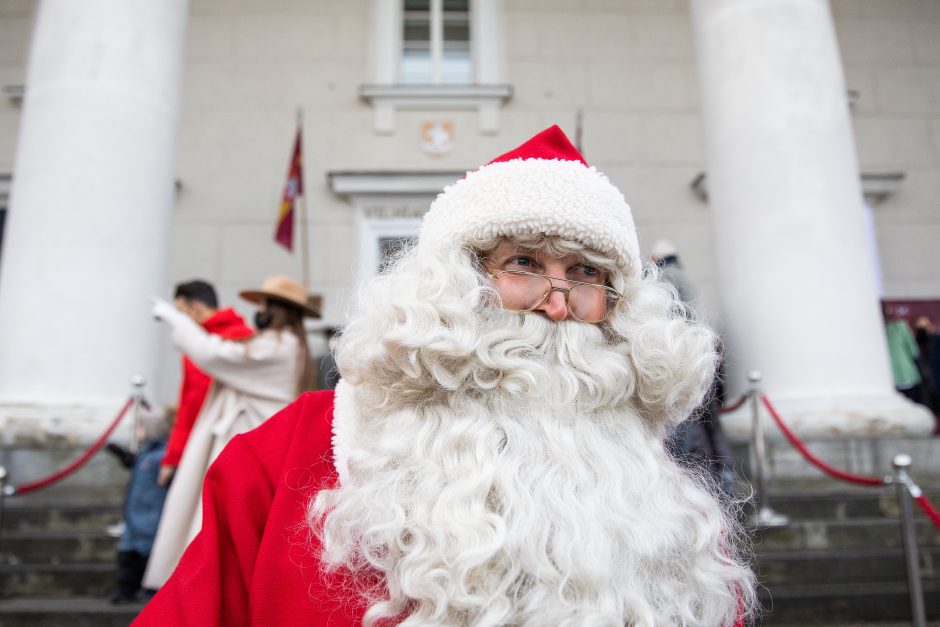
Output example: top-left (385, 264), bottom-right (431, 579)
top-left (487, 270), bottom-right (622, 324)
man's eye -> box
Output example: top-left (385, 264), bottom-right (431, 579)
top-left (506, 257), bottom-right (533, 268)
top-left (571, 265), bottom-right (603, 282)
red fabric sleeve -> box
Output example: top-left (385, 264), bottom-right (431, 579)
top-left (219, 325), bottom-right (253, 341)
top-left (162, 313), bottom-right (252, 468)
top-left (134, 400), bottom-right (306, 626)
top-left (134, 392), bottom-right (354, 627)
top-left (162, 356), bottom-right (211, 467)
top-left (135, 435), bottom-right (271, 625)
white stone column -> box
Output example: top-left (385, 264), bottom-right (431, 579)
top-left (690, 0), bottom-right (932, 440)
top-left (0, 0), bottom-right (189, 444)
top-left (473, 0), bottom-right (506, 133)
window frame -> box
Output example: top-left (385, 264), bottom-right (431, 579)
top-left (362, 0), bottom-right (511, 134)
top-left (400, 0), bottom-right (473, 86)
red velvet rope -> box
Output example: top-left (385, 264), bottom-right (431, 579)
top-left (718, 394), bottom-right (749, 414)
top-left (13, 397), bottom-right (135, 496)
top-left (759, 394), bottom-right (885, 487)
top-left (913, 493), bottom-right (940, 531)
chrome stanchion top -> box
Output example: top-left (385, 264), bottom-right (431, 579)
top-left (892, 453), bottom-right (926, 627)
top-left (747, 369), bottom-right (789, 528)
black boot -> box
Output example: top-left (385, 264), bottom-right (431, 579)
top-left (111, 550), bottom-right (146, 604)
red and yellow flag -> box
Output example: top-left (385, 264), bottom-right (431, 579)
top-left (275, 126), bottom-right (303, 251)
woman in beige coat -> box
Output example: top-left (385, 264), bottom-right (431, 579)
top-left (143, 275), bottom-right (318, 589)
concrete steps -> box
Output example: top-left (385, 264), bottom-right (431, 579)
top-left (3, 531), bottom-right (118, 564)
top-left (0, 562), bottom-right (117, 597)
top-left (3, 503), bottom-right (123, 534)
top-left (0, 490), bottom-right (134, 625)
top-left (754, 517), bottom-right (940, 551)
top-left (0, 597), bottom-right (144, 627)
top-left (757, 546), bottom-right (940, 585)
top-left (2, 473), bottom-right (939, 624)
top-left (757, 581), bottom-right (940, 625)
top-left (755, 489), bottom-right (940, 624)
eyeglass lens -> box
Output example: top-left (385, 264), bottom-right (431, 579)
top-left (493, 272), bottom-right (610, 322)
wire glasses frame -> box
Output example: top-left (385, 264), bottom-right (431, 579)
top-left (487, 269), bottom-right (623, 323)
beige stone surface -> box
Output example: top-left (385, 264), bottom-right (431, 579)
top-left (836, 19), bottom-right (917, 65)
top-left (587, 61), bottom-right (695, 109)
top-left (0, 13), bottom-right (32, 63)
top-left (638, 112), bottom-right (704, 165)
top-left (509, 60), bottom-right (589, 108)
top-left (632, 13), bottom-right (695, 61)
top-left (853, 117), bottom-right (937, 167)
top-left (0, 111), bottom-right (20, 170)
top-left (579, 111), bottom-right (642, 164)
top-left (0, 0), bottom-right (937, 407)
top-left (873, 67), bottom-right (940, 113)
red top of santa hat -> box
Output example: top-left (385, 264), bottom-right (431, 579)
top-left (486, 124), bottom-right (588, 167)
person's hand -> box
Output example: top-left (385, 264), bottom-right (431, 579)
top-left (157, 465), bottom-right (176, 486)
top-left (151, 297), bottom-right (188, 327)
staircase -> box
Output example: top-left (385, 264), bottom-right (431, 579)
top-left (754, 488), bottom-right (940, 625)
top-left (0, 490), bottom-right (144, 626)
top-left (2, 479), bottom-right (940, 625)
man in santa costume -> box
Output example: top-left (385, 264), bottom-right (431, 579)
top-left (135, 126), bottom-right (756, 626)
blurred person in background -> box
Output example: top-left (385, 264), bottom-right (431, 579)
top-left (160, 280), bottom-right (253, 487)
top-left (650, 239), bottom-right (698, 313)
top-left (884, 305), bottom-right (923, 405)
top-left (315, 326), bottom-right (341, 390)
top-left (105, 406), bottom-right (172, 604)
top-left (914, 315), bottom-right (940, 430)
top-left (143, 275), bottom-right (319, 589)
top-left (652, 240), bottom-right (736, 494)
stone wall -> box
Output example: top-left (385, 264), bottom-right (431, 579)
top-left (0, 0), bottom-right (937, 410)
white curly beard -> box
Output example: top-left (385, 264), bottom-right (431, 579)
top-left (311, 312), bottom-right (753, 627)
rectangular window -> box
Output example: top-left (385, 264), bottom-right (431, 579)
top-left (401, 0), bottom-right (471, 85)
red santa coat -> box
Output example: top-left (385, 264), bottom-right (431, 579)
top-left (135, 390), bottom-right (746, 627)
top-left (135, 390), bottom-right (365, 626)
top-left (162, 308), bottom-right (253, 468)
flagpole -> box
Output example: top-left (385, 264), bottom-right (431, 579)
top-left (297, 108), bottom-right (311, 291)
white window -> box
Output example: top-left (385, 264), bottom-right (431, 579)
top-left (360, 219), bottom-right (422, 281)
top-left (401, 0), bottom-right (473, 85)
top-left (362, 0), bottom-right (511, 134)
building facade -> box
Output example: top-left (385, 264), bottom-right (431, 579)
top-left (0, 0), bottom-right (938, 447)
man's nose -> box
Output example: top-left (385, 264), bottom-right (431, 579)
top-left (535, 287), bottom-right (569, 321)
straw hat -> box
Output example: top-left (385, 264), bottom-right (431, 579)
top-left (239, 275), bottom-right (321, 318)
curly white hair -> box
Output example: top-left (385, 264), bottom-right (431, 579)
top-left (309, 235), bottom-right (757, 627)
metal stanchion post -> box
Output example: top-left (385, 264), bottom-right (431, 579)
top-left (748, 370), bottom-right (789, 528)
top-left (893, 454), bottom-right (926, 627)
top-left (0, 465), bottom-right (8, 560)
top-left (129, 375), bottom-right (146, 454)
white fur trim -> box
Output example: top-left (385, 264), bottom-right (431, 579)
top-left (419, 159), bottom-right (641, 278)
top-left (331, 379), bottom-right (357, 486)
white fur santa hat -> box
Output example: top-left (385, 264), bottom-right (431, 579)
top-left (419, 125), bottom-right (642, 279)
